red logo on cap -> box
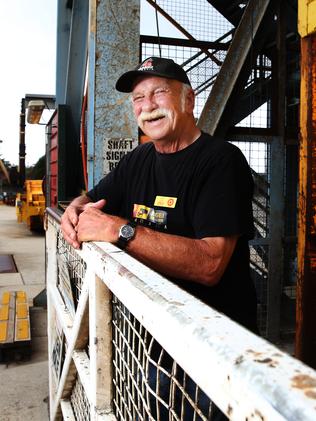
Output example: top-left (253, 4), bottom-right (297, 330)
top-left (139, 59), bottom-right (154, 71)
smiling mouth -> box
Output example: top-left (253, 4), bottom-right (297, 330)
top-left (146, 116), bottom-right (165, 123)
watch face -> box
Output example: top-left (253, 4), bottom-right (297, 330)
top-left (120, 224), bottom-right (135, 240)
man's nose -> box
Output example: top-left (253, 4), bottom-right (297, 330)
top-left (141, 95), bottom-right (157, 112)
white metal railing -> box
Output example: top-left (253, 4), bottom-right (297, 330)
top-left (46, 208), bottom-right (316, 421)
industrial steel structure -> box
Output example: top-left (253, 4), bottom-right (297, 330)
top-left (45, 0), bottom-right (316, 419)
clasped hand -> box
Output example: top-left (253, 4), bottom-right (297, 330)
top-left (61, 199), bottom-right (124, 249)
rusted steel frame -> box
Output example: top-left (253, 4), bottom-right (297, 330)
top-left (145, 0), bottom-right (223, 66)
top-left (296, 33), bottom-right (316, 369)
top-left (198, 0), bottom-right (273, 136)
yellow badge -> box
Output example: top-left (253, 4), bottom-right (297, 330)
top-left (154, 196), bottom-right (177, 208)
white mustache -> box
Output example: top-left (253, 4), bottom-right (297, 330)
top-left (138, 108), bottom-right (171, 126)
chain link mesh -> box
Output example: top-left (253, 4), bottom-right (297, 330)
top-left (112, 296), bottom-right (214, 421)
top-left (57, 230), bottom-right (87, 308)
top-left (70, 376), bottom-right (91, 421)
top-left (229, 140), bottom-right (270, 336)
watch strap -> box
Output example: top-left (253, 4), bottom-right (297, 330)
top-left (117, 220), bottom-right (136, 249)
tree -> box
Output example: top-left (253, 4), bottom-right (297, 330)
top-left (26, 155), bottom-right (46, 180)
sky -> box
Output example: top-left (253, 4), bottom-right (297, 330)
top-left (0, 0), bottom-right (183, 167)
top-left (0, 0), bottom-right (57, 167)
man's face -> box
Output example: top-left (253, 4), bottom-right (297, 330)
top-left (131, 76), bottom-right (193, 142)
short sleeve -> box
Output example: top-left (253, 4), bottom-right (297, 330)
top-left (192, 145), bottom-right (254, 239)
top-left (86, 154), bottom-right (129, 215)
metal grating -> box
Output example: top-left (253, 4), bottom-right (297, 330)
top-left (141, 0), bottom-right (233, 118)
top-left (236, 54), bottom-right (272, 129)
top-left (70, 376), bottom-right (91, 421)
top-left (51, 316), bottom-right (65, 384)
top-left (151, 0), bottom-right (233, 41)
top-left (230, 140), bottom-right (270, 336)
top-left (250, 245), bottom-right (268, 335)
top-left (57, 231), bottom-right (87, 309)
top-left (112, 296), bottom-right (215, 421)
top-left (141, 43), bottom-right (230, 118)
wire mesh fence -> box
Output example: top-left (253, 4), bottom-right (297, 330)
top-left (57, 231), bottom-right (87, 311)
top-left (112, 295), bottom-right (214, 421)
top-left (230, 140), bottom-right (270, 336)
top-left (70, 376), bottom-right (91, 421)
top-left (141, 0), bottom-right (233, 118)
top-left (150, 0), bottom-right (233, 41)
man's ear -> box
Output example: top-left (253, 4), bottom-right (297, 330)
top-left (186, 88), bottom-right (195, 113)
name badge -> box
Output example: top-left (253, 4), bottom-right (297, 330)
top-left (154, 196), bottom-right (177, 208)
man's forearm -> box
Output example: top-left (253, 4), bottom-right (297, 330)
top-left (126, 225), bottom-right (237, 287)
top-left (74, 206), bottom-right (237, 285)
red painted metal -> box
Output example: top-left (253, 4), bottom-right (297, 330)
top-left (49, 112), bottom-right (59, 208)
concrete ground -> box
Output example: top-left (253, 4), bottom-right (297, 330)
top-left (0, 204), bottom-right (49, 420)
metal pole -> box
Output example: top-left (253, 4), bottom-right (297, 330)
top-left (19, 98), bottom-right (26, 188)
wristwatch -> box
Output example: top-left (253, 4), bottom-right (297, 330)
top-left (117, 221), bottom-right (136, 249)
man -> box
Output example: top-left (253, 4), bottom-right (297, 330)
top-left (61, 57), bottom-right (258, 419)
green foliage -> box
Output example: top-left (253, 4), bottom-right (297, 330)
top-left (26, 155), bottom-right (46, 180)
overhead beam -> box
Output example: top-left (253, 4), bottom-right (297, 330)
top-left (198, 0), bottom-right (273, 136)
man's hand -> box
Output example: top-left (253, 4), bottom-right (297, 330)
top-left (61, 196), bottom-right (106, 248)
top-left (75, 207), bottom-right (125, 244)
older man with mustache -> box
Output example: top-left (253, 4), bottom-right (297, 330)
top-left (61, 57), bottom-right (258, 420)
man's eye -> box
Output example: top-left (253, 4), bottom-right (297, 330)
top-left (155, 89), bottom-right (167, 95)
top-left (132, 96), bottom-right (143, 102)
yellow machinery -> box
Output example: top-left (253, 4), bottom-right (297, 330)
top-left (16, 180), bottom-right (45, 231)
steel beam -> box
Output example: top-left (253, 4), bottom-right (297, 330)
top-left (64, 0), bottom-right (89, 132)
top-left (56, 0), bottom-right (72, 105)
top-left (262, 0), bottom-right (287, 342)
top-left (87, 0), bottom-right (140, 187)
top-left (56, 0), bottom-right (89, 143)
top-left (198, 0), bottom-right (273, 136)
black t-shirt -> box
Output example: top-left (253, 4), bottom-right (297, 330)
top-left (88, 132), bottom-right (258, 332)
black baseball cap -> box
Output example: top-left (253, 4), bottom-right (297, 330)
top-left (115, 57), bottom-right (191, 92)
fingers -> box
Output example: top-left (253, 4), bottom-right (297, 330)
top-left (61, 207), bottom-right (81, 249)
top-left (84, 199), bottom-right (106, 210)
top-left (61, 199), bottom-right (106, 248)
